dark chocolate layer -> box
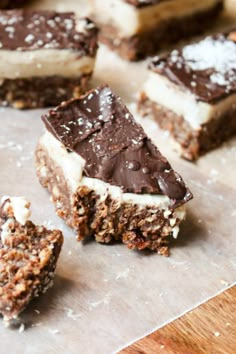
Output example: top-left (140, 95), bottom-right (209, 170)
top-left (0, 10), bottom-right (98, 54)
top-left (0, 0), bottom-right (28, 9)
top-left (42, 85), bottom-right (192, 206)
top-left (125, 0), bottom-right (166, 8)
top-left (125, 0), bottom-right (222, 7)
top-left (150, 30), bottom-right (236, 103)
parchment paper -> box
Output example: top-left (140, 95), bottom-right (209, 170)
top-left (0, 1), bottom-right (236, 353)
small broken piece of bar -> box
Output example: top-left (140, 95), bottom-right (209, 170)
top-left (89, 0), bottom-right (223, 60)
top-left (139, 30), bottom-right (236, 160)
top-left (0, 10), bottom-right (98, 108)
top-left (35, 85), bottom-right (192, 256)
top-left (0, 196), bottom-right (63, 321)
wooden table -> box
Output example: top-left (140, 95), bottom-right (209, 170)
top-left (121, 286), bottom-right (236, 354)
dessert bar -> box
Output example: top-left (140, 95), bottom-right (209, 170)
top-left (89, 0), bottom-right (223, 61)
top-left (35, 85), bottom-right (192, 255)
top-left (0, 10), bottom-right (98, 108)
top-left (139, 30), bottom-right (236, 160)
top-left (0, 197), bottom-right (63, 321)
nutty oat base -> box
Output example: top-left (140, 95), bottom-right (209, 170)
top-left (36, 142), bottom-right (184, 256)
top-left (0, 73), bottom-right (91, 109)
top-left (138, 94), bottom-right (236, 161)
top-left (0, 202), bottom-right (63, 321)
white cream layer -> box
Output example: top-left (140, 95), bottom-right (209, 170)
top-left (0, 51), bottom-right (95, 80)
top-left (39, 132), bottom-right (186, 230)
top-left (90, 0), bottom-right (220, 37)
top-left (144, 72), bottom-right (236, 129)
top-left (1, 196), bottom-right (31, 225)
top-left (0, 197), bottom-right (31, 245)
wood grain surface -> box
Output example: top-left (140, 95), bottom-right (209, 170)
top-left (120, 286), bottom-right (236, 354)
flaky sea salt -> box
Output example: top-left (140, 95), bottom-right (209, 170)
top-left (180, 36), bottom-right (236, 87)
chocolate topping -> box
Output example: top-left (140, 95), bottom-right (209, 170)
top-left (42, 86), bottom-right (192, 206)
top-left (0, 0), bottom-right (27, 9)
top-left (124, 0), bottom-right (166, 7)
top-left (149, 31), bottom-right (236, 103)
top-left (0, 10), bottom-right (98, 55)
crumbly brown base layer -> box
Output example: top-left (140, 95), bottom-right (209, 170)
top-left (0, 73), bottom-right (92, 109)
top-left (97, 1), bottom-right (223, 61)
top-left (0, 207), bottom-right (63, 321)
top-left (35, 143), bottom-right (184, 256)
top-left (138, 94), bottom-right (236, 161)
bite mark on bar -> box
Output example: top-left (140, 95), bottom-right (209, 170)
top-left (36, 85), bottom-right (192, 254)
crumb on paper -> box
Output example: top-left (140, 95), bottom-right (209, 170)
top-left (220, 279), bottom-right (230, 286)
top-left (88, 293), bottom-right (112, 310)
top-left (116, 269), bottom-right (130, 280)
top-left (43, 219), bottom-right (56, 229)
top-left (0, 141), bottom-right (23, 152)
top-left (18, 323), bottom-right (25, 333)
top-left (31, 322), bottom-right (42, 328)
top-left (34, 309), bottom-right (40, 315)
top-left (49, 329), bottom-right (60, 335)
top-left (3, 321), bottom-right (10, 328)
top-left (64, 307), bottom-right (81, 321)
top-left (210, 169), bottom-right (219, 177)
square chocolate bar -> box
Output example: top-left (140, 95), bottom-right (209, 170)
top-left (0, 10), bottom-right (98, 108)
top-left (35, 85), bottom-right (192, 256)
top-left (89, 0), bottom-right (223, 60)
top-left (139, 30), bottom-right (236, 160)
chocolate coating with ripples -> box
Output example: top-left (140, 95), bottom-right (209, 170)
top-left (42, 86), bottom-right (192, 206)
top-left (149, 31), bottom-right (236, 103)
